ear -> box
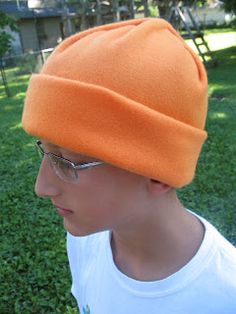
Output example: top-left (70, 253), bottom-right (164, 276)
top-left (148, 179), bottom-right (172, 196)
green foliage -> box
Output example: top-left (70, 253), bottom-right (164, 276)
top-left (0, 12), bottom-right (18, 59)
top-left (154, 0), bottom-right (207, 18)
top-left (221, 0), bottom-right (236, 14)
top-left (0, 30), bottom-right (235, 313)
top-left (229, 16), bottom-right (236, 28)
top-left (149, 5), bottom-right (159, 17)
top-left (154, 0), bottom-right (236, 18)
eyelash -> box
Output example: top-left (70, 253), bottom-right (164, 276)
top-left (76, 161), bottom-right (87, 166)
top-left (62, 155), bottom-right (87, 165)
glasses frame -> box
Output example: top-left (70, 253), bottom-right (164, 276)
top-left (35, 140), bottom-right (105, 182)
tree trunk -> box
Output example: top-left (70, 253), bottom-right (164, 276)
top-left (156, 0), bottom-right (177, 19)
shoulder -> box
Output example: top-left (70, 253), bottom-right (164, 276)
top-left (203, 216), bottom-right (236, 264)
top-left (199, 214), bottom-right (236, 289)
top-left (190, 210), bottom-right (236, 282)
top-left (213, 234), bottom-right (236, 306)
top-left (191, 210), bottom-right (236, 262)
top-left (214, 230), bottom-right (236, 278)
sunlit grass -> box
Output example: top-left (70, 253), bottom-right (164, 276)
top-left (185, 29), bottom-right (236, 53)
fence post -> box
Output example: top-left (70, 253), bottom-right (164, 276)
top-left (0, 62), bottom-right (11, 98)
top-left (40, 50), bottom-right (45, 66)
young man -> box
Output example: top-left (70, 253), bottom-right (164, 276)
top-left (22, 18), bottom-right (236, 313)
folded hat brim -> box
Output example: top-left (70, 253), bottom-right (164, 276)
top-left (22, 74), bottom-right (207, 188)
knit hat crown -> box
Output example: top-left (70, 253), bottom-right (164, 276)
top-left (22, 18), bottom-right (208, 188)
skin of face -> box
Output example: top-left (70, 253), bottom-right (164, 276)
top-left (35, 140), bottom-right (153, 237)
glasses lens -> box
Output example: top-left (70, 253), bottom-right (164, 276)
top-left (49, 154), bottom-right (78, 182)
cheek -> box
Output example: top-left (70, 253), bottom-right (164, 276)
top-left (71, 175), bottom-right (132, 225)
top-left (64, 185), bottom-right (122, 236)
top-left (63, 166), bottom-right (144, 233)
top-left (83, 180), bottom-right (123, 221)
top-left (67, 172), bottom-right (121, 219)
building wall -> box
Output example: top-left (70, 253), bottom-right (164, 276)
top-left (19, 17), bottom-right (65, 52)
top-left (194, 7), bottom-right (227, 25)
top-left (38, 17), bottom-right (62, 48)
top-left (186, 6), bottom-right (234, 26)
top-left (19, 19), bottom-right (39, 52)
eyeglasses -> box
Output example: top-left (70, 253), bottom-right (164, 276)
top-left (35, 140), bottom-right (105, 183)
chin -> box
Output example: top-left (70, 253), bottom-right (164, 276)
top-left (63, 219), bottom-right (102, 237)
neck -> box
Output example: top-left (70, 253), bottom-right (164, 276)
top-left (111, 191), bottom-right (205, 281)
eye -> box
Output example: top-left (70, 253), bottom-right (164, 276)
top-left (62, 155), bottom-right (87, 166)
top-left (74, 161), bottom-right (88, 167)
top-left (64, 157), bottom-right (89, 168)
top-left (50, 154), bottom-right (60, 165)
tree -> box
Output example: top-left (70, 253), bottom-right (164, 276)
top-left (0, 12), bottom-right (18, 59)
top-left (153, 1), bottom-right (207, 19)
top-left (221, 0), bottom-right (236, 14)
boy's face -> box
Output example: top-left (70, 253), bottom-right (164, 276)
top-left (35, 140), bottom-right (149, 236)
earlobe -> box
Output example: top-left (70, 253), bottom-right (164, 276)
top-left (149, 179), bottom-right (171, 196)
top-left (150, 179), bottom-right (160, 183)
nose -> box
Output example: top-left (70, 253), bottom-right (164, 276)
top-left (35, 156), bottom-right (61, 198)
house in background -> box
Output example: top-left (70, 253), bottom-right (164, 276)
top-left (1, 0), bottom-right (234, 56)
top-left (0, 0), bottom-right (77, 54)
top-left (190, 0), bottom-right (235, 26)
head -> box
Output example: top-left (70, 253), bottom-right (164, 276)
top-left (22, 18), bottom-right (208, 236)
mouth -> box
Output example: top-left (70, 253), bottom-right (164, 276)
top-left (53, 204), bottom-right (73, 217)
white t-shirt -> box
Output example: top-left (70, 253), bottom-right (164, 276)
top-left (66, 213), bottom-right (236, 314)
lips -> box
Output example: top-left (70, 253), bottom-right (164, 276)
top-left (56, 206), bottom-right (73, 212)
top-left (53, 204), bottom-right (73, 216)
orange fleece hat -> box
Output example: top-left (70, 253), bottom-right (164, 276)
top-left (22, 18), bottom-right (208, 188)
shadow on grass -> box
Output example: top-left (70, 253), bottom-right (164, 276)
top-left (207, 46), bottom-right (236, 117)
top-left (204, 27), bottom-right (236, 34)
top-left (208, 46), bottom-right (236, 77)
top-left (0, 74), bottom-right (30, 99)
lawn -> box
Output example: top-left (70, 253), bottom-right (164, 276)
top-left (186, 28), bottom-right (236, 53)
top-left (0, 30), bottom-right (236, 313)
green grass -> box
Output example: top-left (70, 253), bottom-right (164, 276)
top-left (185, 28), bottom-right (236, 54)
top-left (0, 30), bottom-right (236, 313)
top-left (0, 80), bottom-right (78, 313)
top-left (178, 45), bottom-right (236, 242)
